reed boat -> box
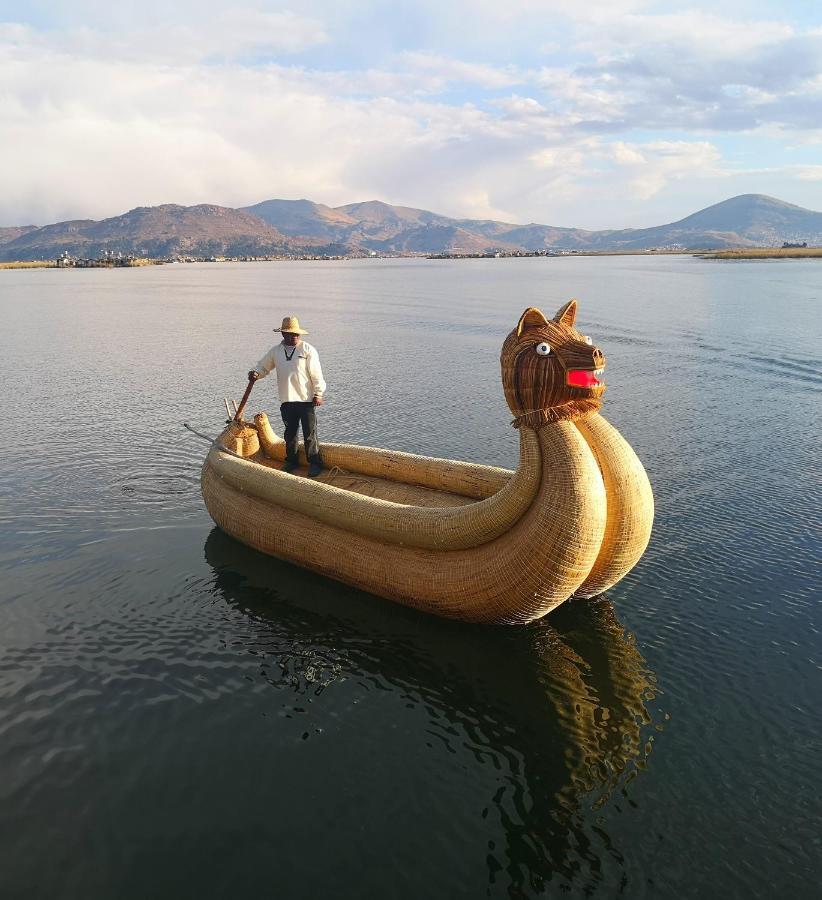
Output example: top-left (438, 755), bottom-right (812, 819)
top-left (201, 301), bottom-right (654, 624)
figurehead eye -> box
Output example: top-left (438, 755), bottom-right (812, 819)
top-left (535, 342), bottom-right (552, 356)
top-left (584, 335), bottom-right (593, 345)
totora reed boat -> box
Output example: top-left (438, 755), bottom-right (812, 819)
top-left (200, 300), bottom-right (654, 624)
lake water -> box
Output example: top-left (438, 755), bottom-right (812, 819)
top-left (0, 256), bottom-right (820, 898)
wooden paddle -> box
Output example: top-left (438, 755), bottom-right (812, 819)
top-left (233, 373), bottom-right (257, 421)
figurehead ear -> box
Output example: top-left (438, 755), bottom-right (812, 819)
top-left (553, 299), bottom-right (577, 327)
top-left (516, 307), bottom-right (550, 337)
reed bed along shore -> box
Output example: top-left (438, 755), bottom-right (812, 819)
top-left (703, 247), bottom-right (822, 259)
top-left (0, 260), bottom-right (55, 269)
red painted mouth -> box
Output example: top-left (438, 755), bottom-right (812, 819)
top-left (567, 368), bottom-right (604, 388)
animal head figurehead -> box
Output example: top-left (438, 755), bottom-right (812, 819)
top-left (500, 300), bottom-right (606, 428)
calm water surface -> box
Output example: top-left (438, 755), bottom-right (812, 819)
top-left (0, 257), bottom-right (820, 898)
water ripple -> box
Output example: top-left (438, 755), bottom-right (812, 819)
top-left (1, 257), bottom-right (821, 898)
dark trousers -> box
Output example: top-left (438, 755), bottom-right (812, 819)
top-left (280, 401), bottom-right (322, 464)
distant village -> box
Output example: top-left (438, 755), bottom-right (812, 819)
top-left (52, 249), bottom-right (358, 267)
top-left (54, 247), bottom-right (693, 267)
top-left (55, 250), bottom-right (149, 268)
top-left (4, 236), bottom-right (815, 270)
top-left (427, 245), bottom-right (690, 259)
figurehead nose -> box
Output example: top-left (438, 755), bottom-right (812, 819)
top-left (593, 348), bottom-right (605, 367)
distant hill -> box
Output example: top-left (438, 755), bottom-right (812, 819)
top-left (243, 193), bottom-right (822, 253)
top-left (0, 225), bottom-right (38, 245)
top-left (575, 195), bottom-right (822, 251)
top-left (0, 204), bottom-right (316, 261)
top-left (3, 194), bottom-right (822, 261)
top-left (243, 198), bottom-right (492, 251)
top-left (670, 193), bottom-right (822, 239)
top-left (242, 199), bottom-right (357, 241)
top-left (244, 197), bottom-right (591, 252)
top-left (488, 223), bottom-right (603, 251)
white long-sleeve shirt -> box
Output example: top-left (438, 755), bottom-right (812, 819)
top-left (254, 340), bottom-right (327, 403)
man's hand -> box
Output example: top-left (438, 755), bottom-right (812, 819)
top-left (313, 396), bottom-right (324, 407)
top-left (248, 370), bottom-right (259, 381)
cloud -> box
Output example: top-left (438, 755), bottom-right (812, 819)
top-left (540, 11), bottom-right (822, 134)
top-left (0, 31), bottom-right (528, 223)
top-left (573, 9), bottom-right (795, 56)
top-left (0, 9), bottom-right (329, 65)
top-left (399, 52), bottom-right (522, 89)
top-left (2, 3), bottom-right (822, 228)
top-left (306, 57), bottom-right (521, 99)
top-left (607, 140), bottom-right (725, 199)
top-left (795, 165), bottom-right (822, 181)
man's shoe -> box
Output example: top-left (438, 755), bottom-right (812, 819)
top-left (282, 458), bottom-right (299, 473)
top-left (308, 461), bottom-right (323, 478)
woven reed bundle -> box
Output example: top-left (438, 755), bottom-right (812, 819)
top-left (200, 299), bottom-right (654, 623)
top-left (210, 420), bottom-right (540, 551)
top-left (574, 414), bottom-right (654, 597)
top-left (202, 420), bottom-right (606, 624)
top-left (223, 421), bottom-right (260, 456)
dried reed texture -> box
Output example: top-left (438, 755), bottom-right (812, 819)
top-left (574, 414), bottom-right (654, 596)
top-left (254, 412), bottom-right (510, 500)
top-left (254, 413), bottom-right (284, 459)
top-left (201, 420), bottom-right (606, 624)
top-left (223, 421), bottom-right (260, 457)
top-left (209, 427), bottom-right (540, 550)
top-left (315, 470), bottom-right (475, 507)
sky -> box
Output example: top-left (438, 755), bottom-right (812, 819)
top-left (2, 0), bottom-right (822, 229)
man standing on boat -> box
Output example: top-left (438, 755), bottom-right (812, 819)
top-left (248, 316), bottom-right (326, 477)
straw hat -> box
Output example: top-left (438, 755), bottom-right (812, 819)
top-left (274, 315), bottom-right (309, 334)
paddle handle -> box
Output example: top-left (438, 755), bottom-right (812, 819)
top-left (233, 375), bottom-right (256, 421)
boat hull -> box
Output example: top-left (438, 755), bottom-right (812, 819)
top-left (201, 420), bottom-right (607, 624)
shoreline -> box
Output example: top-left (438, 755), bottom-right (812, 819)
top-left (2, 247), bottom-right (821, 269)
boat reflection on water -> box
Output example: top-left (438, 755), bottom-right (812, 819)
top-left (203, 528), bottom-right (663, 893)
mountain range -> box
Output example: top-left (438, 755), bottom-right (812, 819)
top-left (1, 194), bottom-right (821, 261)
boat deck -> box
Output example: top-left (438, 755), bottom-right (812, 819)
top-left (252, 453), bottom-right (477, 508)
